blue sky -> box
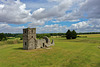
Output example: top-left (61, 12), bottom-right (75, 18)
top-left (0, 0), bottom-right (100, 33)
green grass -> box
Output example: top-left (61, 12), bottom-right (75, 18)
top-left (0, 34), bottom-right (100, 67)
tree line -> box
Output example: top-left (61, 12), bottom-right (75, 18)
top-left (2, 32), bottom-right (100, 37)
top-left (77, 32), bottom-right (100, 35)
top-left (36, 34), bottom-right (51, 39)
top-left (0, 31), bottom-right (100, 41)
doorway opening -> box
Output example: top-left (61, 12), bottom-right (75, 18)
top-left (43, 43), bottom-right (45, 47)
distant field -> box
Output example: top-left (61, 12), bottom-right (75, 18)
top-left (0, 34), bottom-right (100, 67)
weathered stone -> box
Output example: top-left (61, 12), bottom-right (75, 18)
top-left (23, 28), bottom-right (36, 50)
top-left (23, 28), bottom-right (54, 50)
top-left (51, 39), bottom-right (54, 45)
top-left (43, 36), bottom-right (51, 45)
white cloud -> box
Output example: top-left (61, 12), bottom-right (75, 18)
top-left (0, 23), bottom-right (25, 33)
top-left (52, 20), bottom-right (60, 23)
top-left (0, 0), bottom-right (31, 24)
top-left (47, 0), bottom-right (61, 2)
top-left (69, 19), bottom-right (80, 22)
top-left (31, 0), bottom-right (74, 20)
top-left (0, 4), bottom-right (4, 9)
top-left (0, 0), bottom-right (84, 25)
top-left (70, 19), bottom-right (100, 32)
top-left (0, 24), bottom-right (68, 33)
top-left (33, 8), bottom-right (45, 15)
top-left (71, 21), bottom-right (89, 29)
top-left (28, 19), bottom-right (45, 27)
top-left (37, 24), bottom-right (68, 33)
top-left (0, 0), bottom-right (48, 26)
top-left (80, 0), bottom-right (100, 19)
top-left (0, 0), bottom-right (100, 33)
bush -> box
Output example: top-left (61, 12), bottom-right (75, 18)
top-left (0, 39), bottom-right (23, 46)
top-left (0, 33), bottom-right (7, 41)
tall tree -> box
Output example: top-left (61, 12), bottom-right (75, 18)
top-left (66, 30), bottom-right (72, 39)
top-left (72, 30), bottom-right (77, 39)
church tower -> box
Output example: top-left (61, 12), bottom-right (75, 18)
top-left (23, 28), bottom-right (36, 50)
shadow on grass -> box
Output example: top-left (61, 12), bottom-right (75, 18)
top-left (14, 47), bottom-right (23, 50)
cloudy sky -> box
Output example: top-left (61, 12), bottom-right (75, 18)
top-left (0, 0), bottom-right (100, 33)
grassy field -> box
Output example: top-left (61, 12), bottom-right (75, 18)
top-left (0, 34), bottom-right (100, 67)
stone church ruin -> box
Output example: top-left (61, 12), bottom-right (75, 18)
top-left (23, 28), bottom-right (54, 50)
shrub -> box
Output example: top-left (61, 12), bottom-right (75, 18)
top-left (0, 33), bottom-right (7, 41)
top-left (5, 40), bottom-right (22, 45)
top-left (20, 37), bottom-right (23, 40)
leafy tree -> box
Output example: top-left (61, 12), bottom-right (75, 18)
top-left (66, 30), bottom-right (77, 39)
top-left (72, 30), bottom-right (77, 39)
top-left (0, 33), bottom-right (7, 41)
top-left (66, 30), bottom-right (72, 39)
